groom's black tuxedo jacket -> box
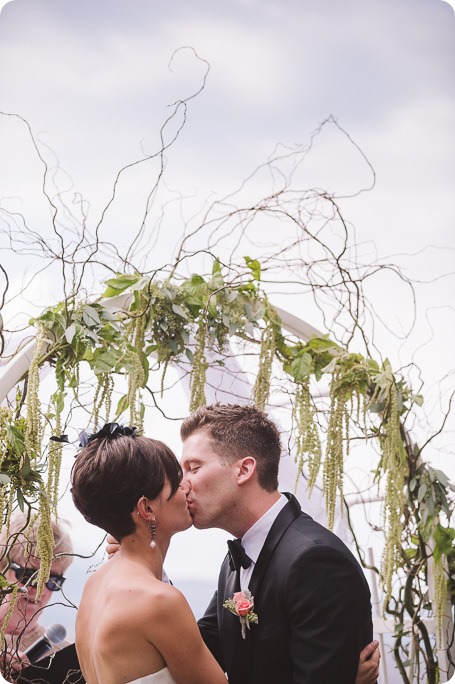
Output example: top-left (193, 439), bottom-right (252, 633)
top-left (198, 493), bottom-right (373, 684)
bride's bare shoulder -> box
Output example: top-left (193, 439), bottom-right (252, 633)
top-left (134, 579), bottom-right (191, 621)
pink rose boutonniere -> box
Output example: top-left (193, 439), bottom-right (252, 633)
top-left (223, 590), bottom-right (258, 639)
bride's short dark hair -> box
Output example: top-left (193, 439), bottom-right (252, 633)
top-left (71, 434), bottom-right (182, 540)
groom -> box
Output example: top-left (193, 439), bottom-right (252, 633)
top-left (180, 403), bottom-right (379, 684)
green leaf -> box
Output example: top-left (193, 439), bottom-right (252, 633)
top-left (172, 304), bottom-right (189, 320)
top-left (82, 306), bottom-right (101, 327)
top-left (244, 321), bottom-right (255, 337)
top-left (83, 347), bottom-right (94, 361)
top-left (321, 357), bottom-right (337, 375)
top-left (291, 353), bottom-right (313, 381)
top-left (130, 289), bottom-right (144, 313)
top-left (6, 425), bottom-right (25, 454)
top-left (244, 256), bottom-right (261, 281)
top-left (51, 390), bottom-right (65, 414)
top-left (16, 488), bottom-right (25, 512)
top-left (228, 321), bottom-right (238, 337)
top-left (208, 271), bottom-right (224, 290)
top-left (85, 329), bottom-right (99, 343)
top-left (419, 515), bottom-right (434, 542)
top-left (306, 336), bottom-right (338, 352)
top-left (100, 307), bottom-right (118, 322)
top-left (102, 273), bottom-right (141, 297)
top-left (411, 394), bottom-right (424, 407)
top-left (25, 469), bottom-right (43, 484)
top-left (115, 394), bottom-right (129, 418)
top-left (436, 470), bottom-right (450, 488)
top-left (417, 483), bottom-right (427, 502)
top-left (189, 274), bottom-right (206, 285)
top-left (433, 524), bottom-right (455, 562)
top-left (92, 351), bottom-right (118, 374)
top-left (0, 474), bottom-right (11, 484)
top-left (207, 300), bottom-right (218, 318)
top-left (212, 259), bottom-right (222, 274)
top-left (65, 324), bottom-right (76, 344)
top-left (238, 282), bottom-right (257, 293)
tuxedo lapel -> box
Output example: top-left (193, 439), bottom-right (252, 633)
top-left (248, 494), bottom-right (301, 599)
top-left (221, 562), bottom-right (254, 681)
top-left (220, 495), bottom-right (303, 683)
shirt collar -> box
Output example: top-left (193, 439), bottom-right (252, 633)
top-left (241, 493), bottom-right (288, 564)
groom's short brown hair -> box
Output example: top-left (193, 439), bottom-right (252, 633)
top-left (180, 403), bottom-right (281, 491)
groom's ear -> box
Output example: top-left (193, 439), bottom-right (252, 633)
top-left (237, 457), bottom-right (257, 485)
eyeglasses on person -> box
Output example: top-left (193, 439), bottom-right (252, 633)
top-left (10, 562), bottom-right (66, 592)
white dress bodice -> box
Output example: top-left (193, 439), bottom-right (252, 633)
top-left (126, 666), bottom-right (177, 684)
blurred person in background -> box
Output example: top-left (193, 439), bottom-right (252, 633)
top-left (0, 511), bottom-right (73, 679)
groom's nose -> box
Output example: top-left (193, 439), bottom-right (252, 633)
top-left (180, 479), bottom-right (191, 494)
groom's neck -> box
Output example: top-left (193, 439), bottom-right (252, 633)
top-left (227, 489), bottom-right (281, 538)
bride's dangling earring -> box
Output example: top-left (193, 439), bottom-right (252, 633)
top-left (149, 518), bottom-right (157, 549)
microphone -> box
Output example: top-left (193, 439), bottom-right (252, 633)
top-left (24, 623), bottom-right (67, 664)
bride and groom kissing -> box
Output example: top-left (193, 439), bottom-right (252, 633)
top-left (66, 403), bottom-right (379, 683)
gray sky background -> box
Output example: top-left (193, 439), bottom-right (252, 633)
top-left (0, 0), bottom-right (454, 661)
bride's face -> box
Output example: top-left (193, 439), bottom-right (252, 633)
top-left (157, 479), bottom-right (193, 536)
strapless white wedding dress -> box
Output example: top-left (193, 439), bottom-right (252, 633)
top-left (126, 667), bottom-right (177, 684)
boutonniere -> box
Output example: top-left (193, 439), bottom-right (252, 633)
top-left (223, 590), bottom-right (258, 639)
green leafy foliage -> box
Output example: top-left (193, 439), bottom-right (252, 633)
top-left (3, 256), bottom-right (453, 684)
top-left (102, 273), bottom-right (142, 298)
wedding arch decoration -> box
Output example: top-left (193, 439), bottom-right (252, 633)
top-left (0, 88), bottom-right (454, 681)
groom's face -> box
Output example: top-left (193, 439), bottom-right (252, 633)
top-left (181, 430), bottom-right (240, 532)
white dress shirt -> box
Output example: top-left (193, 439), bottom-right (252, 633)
top-left (239, 493), bottom-right (288, 591)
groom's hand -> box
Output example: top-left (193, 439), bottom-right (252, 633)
top-left (355, 640), bottom-right (380, 684)
top-left (106, 533), bottom-right (120, 558)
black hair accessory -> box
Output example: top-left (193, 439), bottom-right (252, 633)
top-left (49, 434), bottom-right (69, 443)
top-left (78, 423), bottom-right (138, 448)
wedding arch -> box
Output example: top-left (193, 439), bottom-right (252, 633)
top-left (0, 106), bottom-right (454, 682)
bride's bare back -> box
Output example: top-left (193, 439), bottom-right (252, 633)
top-left (76, 556), bottom-right (225, 684)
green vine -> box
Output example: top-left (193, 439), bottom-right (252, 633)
top-left (0, 259), bottom-right (453, 681)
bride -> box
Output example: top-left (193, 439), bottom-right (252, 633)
top-left (71, 423), bottom-right (227, 684)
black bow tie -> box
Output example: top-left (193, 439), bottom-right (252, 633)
top-left (227, 538), bottom-right (252, 572)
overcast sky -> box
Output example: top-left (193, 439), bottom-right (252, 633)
top-left (0, 0), bottom-right (454, 661)
top-left (1, 0), bottom-right (453, 458)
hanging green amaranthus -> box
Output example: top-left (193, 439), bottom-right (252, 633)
top-left (91, 373), bottom-right (114, 427)
top-left (46, 393), bottom-right (64, 517)
top-left (33, 492), bottom-right (54, 599)
top-left (253, 304), bottom-right (277, 410)
top-left (126, 308), bottom-right (148, 429)
top-left (190, 319), bottom-right (208, 412)
top-left (374, 363), bottom-right (408, 607)
top-left (25, 323), bottom-right (46, 463)
top-left (324, 374), bottom-right (351, 530)
top-left (293, 379), bottom-right (322, 493)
